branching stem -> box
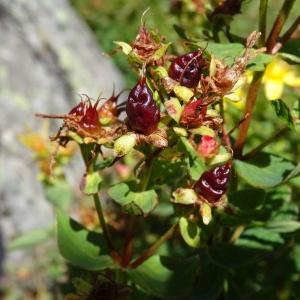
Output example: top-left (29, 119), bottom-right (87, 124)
top-left (265, 0), bottom-right (296, 53)
top-left (129, 222), bottom-right (178, 269)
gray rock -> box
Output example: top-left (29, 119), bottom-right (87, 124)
top-left (0, 0), bottom-right (124, 270)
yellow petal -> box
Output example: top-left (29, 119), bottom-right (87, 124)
top-left (263, 59), bottom-right (289, 82)
top-left (264, 80), bottom-right (284, 100)
top-left (283, 71), bottom-right (300, 87)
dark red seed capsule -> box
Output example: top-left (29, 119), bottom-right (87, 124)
top-left (80, 102), bottom-right (101, 134)
top-left (126, 77), bottom-right (160, 135)
top-left (194, 164), bottom-right (231, 203)
top-left (168, 51), bottom-right (205, 88)
top-left (69, 102), bottom-right (85, 117)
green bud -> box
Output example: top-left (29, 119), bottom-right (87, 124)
top-left (164, 97), bottom-right (182, 122)
top-left (173, 127), bottom-right (188, 137)
top-left (174, 85), bottom-right (194, 103)
top-left (172, 188), bottom-right (198, 205)
top-left (114, 133), bottom-right (136, 156)
top-left (209, 55), bottom-right (217, 77)
top-left (113, 41), bottom-right (132, 55)
top-left (207, 146), bottom-right (232, 167)
top-left (200, 203), bottom-right (212, 225)
top-left (189, 126), bottom-right (215, 137)
top-left (152, 66), bottom-right (169, 78)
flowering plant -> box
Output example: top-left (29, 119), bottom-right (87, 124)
top-left (17, 1), bottom-right (300, 299)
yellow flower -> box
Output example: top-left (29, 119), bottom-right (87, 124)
top-left (224, 71), bottom-right (253, 109)
top-left (263, 58), bottom-right (300, 100)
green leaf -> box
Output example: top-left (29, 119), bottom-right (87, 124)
top-left (179, 217), bottom-right (201, 248)
top-left (265, 220), bottom-right (300, 233)
top-left (229, 189), bottom-right (266, 210)
top-left (9, 227), bottom-right (53, 251)
top-left (234, 152), bottom-right (295, 188)
top-left (152, 43), bottom-right (171, 61)
top-left (208, 244), bottom-right (264, 269)
top-left (45, 180), bottom-right (73, 210)
top-left (81, 171), bottom-right (102, 195)
top-left (247, 53), bottom-right (273, 71)
top-left (235, 228), bottom-right (284, 251)
top-left (95, 156), bottom-right (115, 170)
top-left (271, 99), bottom-right (294, 128)
top-left (179, 137), bottom-right (206, 180)
top-left (149, 159), bottom-right (186, 187)
top-left (191, 254), bottom-right (225, 300)
top-left (114, 41), bottom-right (132, 55)
top-left (72, 278), bottom-right (93, 295)
top-left (202, 43), bottom-right (244, 65)
top-left (108, 183), bottom-right (158, 216)
top-left (280, 52), bottom-right (300, 65)
top-left (173, 24), bottom-right (194, 41)
top-left (56, 211), bottom-right (114, 270)
top-left (126, 255), bottom-right (199, 299)
top-left (283, 163), bottom-right (300, 182)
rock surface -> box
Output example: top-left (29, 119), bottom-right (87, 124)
top-left (0, 0), bottom-right (124, 272)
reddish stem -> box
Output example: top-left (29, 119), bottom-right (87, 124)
top-left (265, 0), bottom-right (296, 53)
top-left (234, 72), bottom-right (263, 158)
top-left (128, 222), bottom-right (178, 269)
top-left (280, 15), bottom-right (300, 46)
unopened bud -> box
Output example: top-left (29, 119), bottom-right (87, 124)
top-left (174, 86), bottom-right (194, 103)
top-left (164, 97), bottom-right (182, 122)
top-left (172, 188), bottom-right (198, 205)
top-left (200, 203), bottom-right (212, 225)
top-left (173, 127), bottom-right (188, 137)
top-left (114, 133), bottom-right (136, 156)
top-left (197, 135), bottom-right (219, 158)
top-left (146, 130), bottom-right (168, 148)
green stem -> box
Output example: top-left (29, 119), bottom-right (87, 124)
top-left (242, 127), bottom-right (289, 160)
top-left (259, 0), bottom-right (269, 46)
top-left (93, 193), bottom-right (115, 252)
top-left (129, 222), bottom-right (178, 269)
top-left (265, 0), bottom-right (296, 53)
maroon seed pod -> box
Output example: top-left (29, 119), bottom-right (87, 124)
top-left (69, 101), bottom-right (85, 117)
top-left (126, 77), bottom-right (160, 135)
top-left (168, 51), bottom-right (205, 88)
top-left (194, 164), bottom-right (231, 203)
top-left (79, 101), bottom-right (101, 134)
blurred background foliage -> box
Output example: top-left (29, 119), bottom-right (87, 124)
top-left (70, 0), bottom-right (300, 85)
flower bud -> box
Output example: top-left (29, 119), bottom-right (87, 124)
top-left (172, 188), bottom-right (198, 205)
top-left (164, 97), bottom-right (182, 122)
top-left (200, 203), bottom-right (212, 225)
top-left (197, 135), bottom-right (219, 158)
top-left (174, 86), bottom-right (194, 103)
top-left (114, 133), bottom-right (137, 157)
top-left (173, 127), bottom-right (188, 137)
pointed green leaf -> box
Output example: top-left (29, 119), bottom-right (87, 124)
top-left (179, 137), bottom-right (206, 180)
top-left (56, 211), bottom-right (114, 270)
top-left (179, 217), bottom-right (201, 248)
top-left (9, 227), bottom-right (53, 251)
top-left (271, 99), bottom-right (294, 128)
top-left (126, 255), bottom-right (199, 299)
top-left (234, 153), bottom-right (294, 188)
top-left (45, 180), bottom-right (73, 210)
top-left (265, 220), bottom-right (300, 233)
top-left (81, 172), bottom-right (102, 195)
top-left (235, 228), bottom-right (284, 251)
top-left (108, 183), bottom-right (158, 216)
top-left (228, 189), bottom-right (266, 210)
top-left (208, 244), bottom-right (264, 269)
